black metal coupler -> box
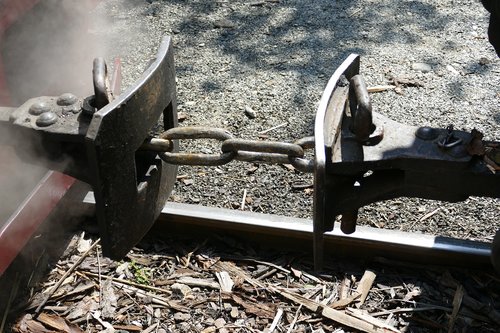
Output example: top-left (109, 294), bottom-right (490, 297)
top-left (313, 54), bottom-right (500, 270)
top-left (0, 37), bottom-right (178, 259)
top-left (315, 55), bottom-right (499, 234)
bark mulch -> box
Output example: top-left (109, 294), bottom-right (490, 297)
top-left (5, 232), bottom-right (500, 333)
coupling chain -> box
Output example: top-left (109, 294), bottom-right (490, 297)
top-left (141, 126), bottom-right (315, 173)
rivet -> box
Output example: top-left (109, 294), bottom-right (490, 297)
top-left (415, 126), bottom-right (438, 140)
top-left (57, 93), bottom-right (78, 106)
top-left (29, 101), bottom-right (50, 115)
top-left (36, 112), bottom-right (58, 127)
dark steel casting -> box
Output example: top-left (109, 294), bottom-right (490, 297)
top-left (314, 54), bottom-right (500, 272)
top-left (0, 37), bottom-right (179, 259)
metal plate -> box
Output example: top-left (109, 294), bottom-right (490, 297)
top-left (313, 54), bottom-right (360, 270)
top-left (0, 169), bottom-right (74, 276)
top-left (85, 37), bottom-right (178, 259)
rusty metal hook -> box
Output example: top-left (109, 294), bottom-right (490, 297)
top-left (349, 74), bottom-right (374, 142)
top-left (92, 57), bottom-right (113, 109)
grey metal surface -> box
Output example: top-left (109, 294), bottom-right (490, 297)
top-left (313, 54), bottom-right (360, 270)
top-left (158, 202), bottom-right (492, 268)
top-left (81, 193), bottom-right (492, 269)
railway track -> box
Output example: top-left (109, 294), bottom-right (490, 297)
top-left (82, 192), bottom-right (494, 271)
top-left (0, 184), bottom-right (497, 332)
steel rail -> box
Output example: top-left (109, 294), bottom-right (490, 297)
top-left (82, 193), bottom-right (493, 270)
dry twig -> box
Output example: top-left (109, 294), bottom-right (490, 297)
top-left (286, 305), bottom-right (303, 333)
top-left (270, 286), bottom-right (399, 333)
top-left (34, 238), bottom-right (101, 316)
top-left (259, 122), bottom-right (287, 134)
top-left (268, 308), bottom-right (284, 332)
top-left (80, 271), bottom-right (173, 295)
top-left (241, 189), bottom-right (247, 210)
top-left (367, 85), bottom-right (396, 93)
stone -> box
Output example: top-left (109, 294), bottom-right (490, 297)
top-left (173, 312), bottom-right (191, 322)
top-left (171, 283), bottom-right (192, 298)
top-left (214, 318), bottom-right (226, 328)
top-left (446, 64), bottom-right (460, 75)
top-left (411, 62), bottom-right (432, 73)
top-left (244, 105), bottom-right (257, 119)
top-left (213, 19), bottom-right (236, 29)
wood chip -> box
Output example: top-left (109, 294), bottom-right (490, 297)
top-left (419, 208), bottom-right (440, 222)
top-left (11, 220), bottom-right (499, 332)
top-left (181, 178), bottom-right (194, 186)
top-left (268, 308), bottom-right (284, 332)
top-left (142, 323), bottom-right (159, 333)
top-left (447, 285), bottom-right (464, 333)
top-left (100, 278), bottom-right (117, 319)
top-left (346, 308), bottom-right (401, 333)
top-left (66, 296), bottom-right (99, 321)
top-left (330, 292), bottom-right (361, 309)
top-left (355, 270), bottom-right (377, 308)
top-left (13, 314), bottom-right (53, 333)
top-left (91, 311), bottom-right (114, 331)
top-left (177, 276), bottom-right (220, 289)
top-left (367, 85), bottom-right (395, 93)
top-left (34, 239), bottom-right (101, 316)
top-left (37, 313), bottom-right (84, 333)
top-left (216, 271), bottom-right (234, 292)
top-left (339, 276), bottom-right (351, 300)
top-left (231, 294), bottom-right (275, 318)
top-left (272, 287), bottom-right (399, 333)
top-left (286, 305), bottom-right (302, 333)
top-left (76, 235), bottom-right (92, 253)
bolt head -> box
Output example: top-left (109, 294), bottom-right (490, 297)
top-left (415, 126), bottom-right (438, 140)
top-left (29, 101), bottom-right (50, 115)
top-left (82, 96), bottom-right (97, 116)
top-left (57, 93), bottom-right (78, 106)
top-left (36, 112), bottom-right (58, 127)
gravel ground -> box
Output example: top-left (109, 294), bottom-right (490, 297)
top-left (93, 0), bottom-right (499, 242)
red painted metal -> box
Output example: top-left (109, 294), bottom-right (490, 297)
top-left (0, 54), bottom-right (10, 105)
top-left (0, 171), bottom-right (75, 276)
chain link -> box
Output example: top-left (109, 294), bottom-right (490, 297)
top-left (290, 136), bottom-right (315, 173)
top-left (159, 127), bottom-right (235, 166)
top-left (140, 126), bottom-right (315, 172)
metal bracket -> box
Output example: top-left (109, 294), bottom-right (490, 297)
top-left (0, 37), bottom-right (178, 259)
top-left (314, 54), bottom-right (500, 271)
